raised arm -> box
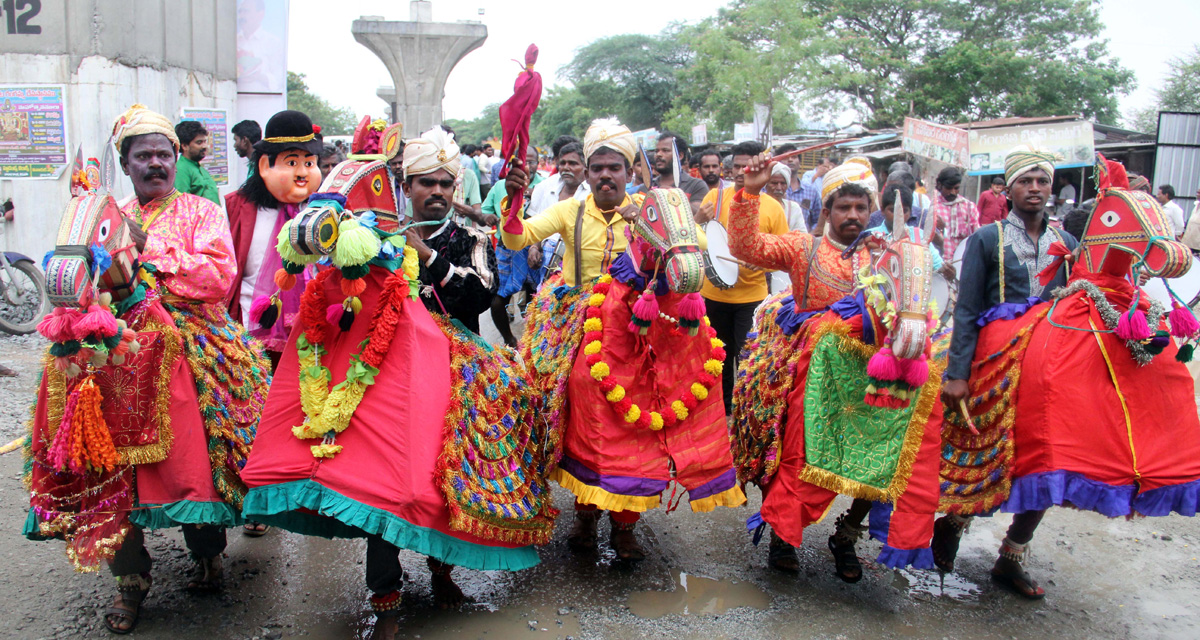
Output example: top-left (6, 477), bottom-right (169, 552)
top-left (726, 152), bottom-right (803, 273)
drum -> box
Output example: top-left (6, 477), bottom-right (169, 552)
top-left (703, 220), bottom-right (739, 289)
top-left (1144, 254), bottom-right (1200, 307)
top-left (952, 241), bottom-right (968, 280)
top-left (931, 272), bottom-right (955, 331)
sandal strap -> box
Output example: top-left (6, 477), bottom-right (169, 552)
top-left (370, 589), bottom-right (402, 613)
top-left (115, 573), bottom-right (151, 594)
top-left (832, 513), bottom-right (868, 543)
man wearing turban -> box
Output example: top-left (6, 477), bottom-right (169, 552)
top-left (25, 104), bottom-right (270, 633)
top-left (502, 118), bottom-right (746, 562)
top-left (935, 145), bottom-right (1078, 599)
top-left (728, 154), bottom-right (944, 581)
top-left (400, 126), bottom-right (497, 334)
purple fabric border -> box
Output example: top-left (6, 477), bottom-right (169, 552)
top-left (867, 501), bottom-right (892, 544)
top-left (557, 455), bottom-right (669, 497)
top-left (977, 296), bottom-right (1042, 327)
top-left (688, 468), bottom-right (737, 501)
top-left (1002, 469), bottom-right (1200, 518)
top-left (877, 545), bottom-right (936, 570)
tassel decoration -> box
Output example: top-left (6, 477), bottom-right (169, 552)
top-left (326, 303), bottom-right (343, 328)
top-left (629, 288), bottom-right (658, 335)
top-left (866, 346), bottom-right (902, 381)
top-left (37, 307), bottom-right (84, 343)
top-left (898, 354), bottom-right (930, 387)
top-left (1178, 342), bottom-right (1195, 363)
top-left (1116, 309), bottom-right (1151, 341)
top-left (257, 295), bottom-right (281, 329)
top-left (1169, 302), bottom-right (1200, 339)
top-left (341, 277), bottom-right (367, 297)
top-left (331, 218), bottom-right (382, 268)
top-left (274, 268), bottom-right (297, 291)
top-left (75, 304), bottom-right (118, 339)
top-left (676, 292), bottom-right (706, 336)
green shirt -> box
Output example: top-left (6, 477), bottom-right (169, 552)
top-left (482, 173), bottom-right (544, 218)
top-left (175, 156), bottom-right (220, 204)
top-left (460, 166), bottom-right (482, 207)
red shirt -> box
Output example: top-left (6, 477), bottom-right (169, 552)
top-left (977, 189), bottom-right (1008, 225)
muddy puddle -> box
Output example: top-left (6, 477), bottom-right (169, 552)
top-left (893, 569), bottom-right (981, 602)
top-left (625, 571), bottom-right (771, 618)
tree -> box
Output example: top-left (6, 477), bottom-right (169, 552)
top-left (444, 103), bottom-right (502, 146)
top-left (563, 33), bottom-right (690, 131)
top-left (531, 87), bottom-right (599, 143)
top-left (287, 72), bottom-right (358, 135)
top-left (1130, 46), bottom-right (1200, 133)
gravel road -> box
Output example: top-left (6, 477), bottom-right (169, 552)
top-left (2, 324), bottom-right (1199, 640)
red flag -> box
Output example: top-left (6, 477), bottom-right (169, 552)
top-left (498, 44), bottom-right (542, 233)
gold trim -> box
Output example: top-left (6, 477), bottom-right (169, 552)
top-left (550, 467), bottom-right (662, 513)
top-left (264, 133), bottom-right (315, 143)
top-left (796, 321), bottom-right (945, 504)
top-left (1089, 318), bottom-right (1140, 480)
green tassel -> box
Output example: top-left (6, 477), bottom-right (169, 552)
top-left (1176, 343), bottom-right (1194, 363)
top-left (340, 264), bottom-right (371, 280)
top-left (331, 219), bottom-right (382, 268)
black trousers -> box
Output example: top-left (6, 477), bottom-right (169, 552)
top-left (108, 524), bottom-right (226, 576)
top-left (703, 297), bottom-right (761, 415)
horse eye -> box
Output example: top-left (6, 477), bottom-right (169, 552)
top-left (1100, 211), bottom-right (1120, 227)
top-left (97, 220), bottom-right (111, 241)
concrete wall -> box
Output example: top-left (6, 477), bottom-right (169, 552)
top-left (0, 0), bottom-right (237, 261)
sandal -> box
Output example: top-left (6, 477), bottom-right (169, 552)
top-left (990, 539), bottom-right (1045, 600)
top-left (243, 521), bottom-right (270, 537)
top-left (827, 535), bottom-right (863, 583)
top-left (104, 573), bottom-right (150, 635)
top-left (931, 514), bottom-right (968, 573)
top-left (185, 555), bottom-right (223, 593)
top-left (767, 532), bottom-right (800, 573)
top-left (609, 518), bottom-right (646, 562)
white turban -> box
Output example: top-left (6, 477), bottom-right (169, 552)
top-left (112, 104), bottom-right (179, 151)
top-left (402, 126), bottom-right (461, 180)
top-left (583, 118), bottom-right (637, 165)
top-left (771, 162), bottom-right (791, 184)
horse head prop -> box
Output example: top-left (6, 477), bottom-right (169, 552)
top-left (624, 188), bottom-right (708, 336)
top-left (859, 194), bottom-right (937, 408)
top-left (269, 117), bottom-right (409, 331)
top-left (38, 147), bottom-right (140, 375)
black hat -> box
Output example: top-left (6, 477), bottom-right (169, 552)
top-left (254, 110), bottom-right (323, 156)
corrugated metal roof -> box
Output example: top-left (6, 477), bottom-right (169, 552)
top-left (955, 115), bottom-right (1081, 129)
top-left (835, 132), bottom-right (898, 148)
top-left (1158, 112), bottom-right (1200, 147)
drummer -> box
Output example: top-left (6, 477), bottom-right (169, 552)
top-left (866, 184), bottom-right (952, 277)
top-left (694, 140), bottom-right (789, 416)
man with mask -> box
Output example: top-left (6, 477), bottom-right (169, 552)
top-left (401, 127), bottom-right (497, 335)
top-left (174, 120), bottom-right (219, 204)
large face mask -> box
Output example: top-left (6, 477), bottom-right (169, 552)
top-left (259, 150), bottom-right (321, 204)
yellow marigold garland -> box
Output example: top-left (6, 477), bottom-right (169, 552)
top-left (583, 274), bottom-right (725, 431)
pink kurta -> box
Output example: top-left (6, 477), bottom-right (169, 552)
top-left (121, 191), bottom-right (236, 303)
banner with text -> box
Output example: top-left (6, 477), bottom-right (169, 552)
top-left (0, 85), bottom-right (69, 179)
top-left (966, 120), bottom-right (1095, 176)
top-left (180, 108), bottom-right (230, 186)
top-left (902, 117), bottom-right (969, 168)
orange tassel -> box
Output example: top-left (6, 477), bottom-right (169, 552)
top-left (274, 268), bottom-right (297, 291)
top-left (341, 277), bottom-right (367, 297)
top-left (73, 376), bottom-right (117, 472)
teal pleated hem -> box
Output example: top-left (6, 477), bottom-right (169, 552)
top-left (128, 500), bottom-right (244, 530)
top-left (242, 480), bottom-right (540, 572)
top-left (22, 509), bottom-right (49, 540)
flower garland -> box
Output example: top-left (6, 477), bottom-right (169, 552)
top-left (584, 274), bottom-right (725, 431)
top-left (291, 245), bottom-right (419, 458)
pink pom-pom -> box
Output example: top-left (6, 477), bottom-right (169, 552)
top-left (248, 296), bottom-right (272, 324)
top-left (326, 303), bottom-right (344, 328)
top-left (112, 341), bottom-right (130, 356)
top-left (1116, 309), bottom-right (1152, 341)
top-left (75, 304), bottom-right (118, 338)
top-left (899, 354), bottom-right (930, 387)
top-left (631, 289), bottom-right (659, 322)
top-left (37, 307), bottom-right (83, 342)
top-left (676, 292), bottom-right (706, 322)
top-left (1169, 303), bottom-right (1200, 339)
top-left (866, 346), bottom-right (903, 381)
top-left (53, 356), bottom-right (71, 371)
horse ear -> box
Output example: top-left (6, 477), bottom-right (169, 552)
top-left (891, 190), bottom-right (906, 242)
top-left (380, 124), bottom-right (403, 160)
top-left (99, 137), bottom-right (117, 194)
top-left (921, 195), bottom-right (936, 246)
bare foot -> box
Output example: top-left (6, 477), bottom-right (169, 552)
top-left (369, 614), bottom-right (399, 640)
top-left (427, 558), bottom-right (465, 609)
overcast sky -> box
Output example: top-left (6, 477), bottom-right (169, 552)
top-left (287, 0), bottom-right (1200, 130)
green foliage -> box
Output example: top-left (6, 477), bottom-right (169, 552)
top-left (531, 87), bottom-right (599, 143)
top-left (444, 103), bottom-right (502, 146)
top-left (286, 72), bottom-right (357, 135)
top-left (563, 33), bottom-right (690, 131)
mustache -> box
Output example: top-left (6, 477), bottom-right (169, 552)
top-left (596, 179), bottom-right (618, 190)
top-left (423, 195), bottom-right (448, 208)
top-left (839, 220), bottom-right (862, 231)
top-left (141, 168), bottom-right (168, 181)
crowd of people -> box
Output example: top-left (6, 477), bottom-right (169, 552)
top-left (18, 101), bottom-right (1200, 639)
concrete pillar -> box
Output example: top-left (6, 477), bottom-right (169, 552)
top-left (376, 85), bottom-right (397, 123)
top-left (352, 2), bottom-right (487, 134)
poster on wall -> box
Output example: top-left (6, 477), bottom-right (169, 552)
top-left (0, 84), bottom-right (69, 179)
top-left (180, 108), bottom-right (230, 186)
top-left (966, 120), bottom-right (1095, 176)
top-left (237, 0), bottom-right (289, 95)
top-left (903, 117), bottom-right (969, 168)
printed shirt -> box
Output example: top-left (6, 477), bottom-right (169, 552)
top-left (120, 191), bottom-right (236, 303)
top-left (724, 192), bottom-right (860, 311)
top-left (500, 194), bottom-right (636, 287)
top-left (699, 187), bottom-right (789, 305)
top-left (929, 191), bottom-right (980, 261)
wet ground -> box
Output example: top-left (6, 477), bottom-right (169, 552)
top-left (3, 312), bottom-right (1200, 640)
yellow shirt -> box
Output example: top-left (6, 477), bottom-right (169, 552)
top-left (699, 187), bottom-right (789, 304)
top-left (501, 194), bottom-right (635, 287)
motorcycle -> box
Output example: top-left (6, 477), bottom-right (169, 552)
top-left (0, 219), bottom-right (48, 334)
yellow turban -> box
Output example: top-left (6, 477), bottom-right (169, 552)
top-left (1004, 145), bottom-right (1058, 187)
top-left (112, 104), bottom-right (179, 151)
top-left (821, 160), bottom-right (878, 208)
top-left (583, 118), bottom-right (637, 165)
top-left (402, 126), bottom-right (461, 180)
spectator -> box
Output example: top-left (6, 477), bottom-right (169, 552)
top-left (1055, 173), bottom-right (1077, 211)
top-left (317, 143), bottom-right (344, 181)
top-left (477, 144), bottom-right (497, 198)
top-left (928, 166), bottom-right (979, 261)
top-left (977, 175), bottom-right (1008, 225)
top-left (798, 157), bottom-right (836, 230)
top-left (1181, 187), bottom-right (1200, 252)
top-left (697, 149), bottom-right (723, 191)
top-left (231, 120), bottom-right (261, 161)
top-left (1157, 184), bottom-right (1185, 238)
top-left (651, 131), bottom-right (708, 209)
top-left (173, 120), bottom-right (219, 204)
top-left (766, 162), bottom-right (807, 233)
